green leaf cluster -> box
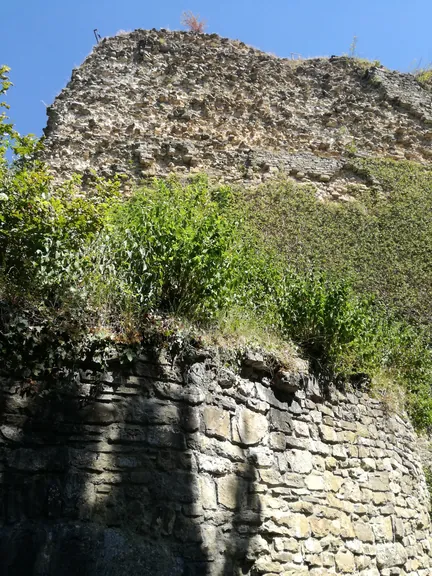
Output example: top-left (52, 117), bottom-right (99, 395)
top-left (101, 177), bottom-right (254, 317)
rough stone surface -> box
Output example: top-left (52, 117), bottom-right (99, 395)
top-left (232, 407), bottom-right (269, 446)
top-left (42, 29), bottom-right (432, 202)
top-left (0, 346), bottom-right (431, 575)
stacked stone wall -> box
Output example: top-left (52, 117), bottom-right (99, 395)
top-left (0, 347), bottom-right (431, 575)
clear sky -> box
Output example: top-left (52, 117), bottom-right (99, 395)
top-left (2, 0), bottom-right (432, 138)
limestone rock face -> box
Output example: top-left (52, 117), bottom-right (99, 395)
top-left (42, 29), bottom-right (432, 200)
top-left (0, 346), bottom-right (432, 575)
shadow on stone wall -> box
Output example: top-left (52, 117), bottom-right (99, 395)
top-left (0, 379), bottom-right (119, 576)
top-left (220, 460), bottom-right (263, 576)
top-left (2, 348), bottom-right (432, 574)
top-left (0, 348), bottom-right (263, 576)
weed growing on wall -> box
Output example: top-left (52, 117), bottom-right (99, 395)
top-left (415, 67), bottom-right (432, 90)
top-left (180, 11), bottom-right (207, 34)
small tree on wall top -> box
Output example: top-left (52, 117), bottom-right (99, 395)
top-left (181, 11), bottom-right (207, 33)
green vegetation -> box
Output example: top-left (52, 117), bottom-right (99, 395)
top-left (352, 58), bottom-right (382, 70)
top-left (245, 159), bottom-right (432, 326)
top-left (1, 67), bottom-right (432, 429)
top-left (416, 68), bottom-right (432, 90)
top-left (348, 35), bottom-right (358, 58)
top-left (346, 35), bottom-right (381, 69)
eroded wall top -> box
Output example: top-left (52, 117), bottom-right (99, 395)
top-left (42, 29), bottom-right (432, 198)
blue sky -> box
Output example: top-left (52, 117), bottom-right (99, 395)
top-left (3, 0), bottom-right (432, 137)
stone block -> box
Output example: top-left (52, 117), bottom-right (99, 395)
top-left (269, 432), bottom-right (286, 451)
top-left (309, 440), bottom-right (331, 456)
top-left (362, 457), bottom-right (376, 471)
top-left (309, 410), bottom-right (323, 423)
top-left (270, 408), bottom-right (292, 433)
top-left (196, 454), bottom-right (230, 475)
top-left (272, 370), bottom-right (303, 393)
top-left (286, 450), bottom-right (313, 474)
top-left (203, 406), bottom-right (231, 440)
top-left (145, 425), bottom-right (186, 450)
top-left (290, 500), bottom-right (314, 515)
top-left (217, 475), bottom-right (247, 509)
top-left (310, 517), bottom-right (333, 538)
top-left (335, 550), bottom-right (356, 573)
top-left (376, 543), bottom-right (408, 568)
top-left (293, 420), bottom-right (310, 437)
top-left (248, 446), bottom-right (273, 467)
top-left (354, 521), bottom-right (375, 543)
top-left (259, 468), bottom-right (285, 486)
top-left (333, 445), bottom-right (348, 459)
top-left (7, 447), bottom-right (68, 472)
top-left (199, 475), bottom-right (217, 510)
top-left (274, 537), bottom-right (300, 552)
top-left (80, 401), bottom-right (120, 424)
top-left (322, 551), bottom-right (335, 567)
top-left (154, 382), bottom-right (205, 405)
top-left (232, 408), bottom-right (268, 446)
top-left (372, 516), bottom-right (393, 542)
top-left (125, 398), bottom-right (179, 425)
top-left (288, 399), bottom-right (303, 415)
top-left (305, 473), bottom-right (325, 491)
top-left (303, 538), bottom-right (322, 553)
top-left (255, 382), bottom-right (287, 410)
top-left (218, 368), bottom-right (236, 388)
top-left (285, 436), bottom-right (312, 451)
top-left (323, 471), bottom-right (343, 492)
top-left (346, 539), bottom-right (363, 554)
top-left (368, 473), bottom-right (390, 492)
top-left (181, 407), bottom-right (200, 432)
top-left (199, 435), bottom-right (245, 463)
top-left (319, 424), bottom-right (338, 443)
top-left (246, 535), bottom-right (270, 559)
top-left (253, 556), bottom-right (284, 573)
top-left (334, 513), bottom-right (356, 539)
top-left (392, 517), bottom-right (405, 541)
top-left (275, 513), bottom-right (311, 538)
top-left (355, 554), bottom-right (372, 570)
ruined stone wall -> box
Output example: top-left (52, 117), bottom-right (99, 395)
top-left (0, 347), bottom-right (431, 575)
top-left (42, 29), bottom-right (432, 200)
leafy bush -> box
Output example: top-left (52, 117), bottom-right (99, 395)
top-left (92, 176), bottom-right (386, 381)
top-left (0, 67), bottom-right (123, 389)
top-left (0, 67), bottom-right (121, 293)
top-left (0, 167), bottom-right (121, 289)
top-left (100, 177), bottom-right (255, 317)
